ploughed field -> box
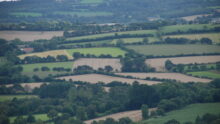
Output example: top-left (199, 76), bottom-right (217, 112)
top-left (145, 55), bottom-right (220, 72)
top-left (116, 73), bottom-right (212, 83)
top-left (73, 58), bottom-right (122, 72)
top-left (0, 31), bottom-right (63, 41)
top-left (57, 74), bottom-right (161, 85)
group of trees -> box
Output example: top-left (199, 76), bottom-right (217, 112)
top-left (21, 55), bottom-right (69, 64)
top-left (164, 37), bottom-right (213, 45)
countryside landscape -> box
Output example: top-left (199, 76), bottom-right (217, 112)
top-left (0, 0), bottom-right (220, 124)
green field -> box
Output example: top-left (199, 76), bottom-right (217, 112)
top-left (67, 47), bottom-right (127, 57)
top-left (80, 0), bottom-right (103, 4)
top-left (140, 103), bottom-right (220, 124)
top-left (10, 114), bottom-right (49, 123)
top-left (54, 11), bottom-right (112, 17)
top-left (187, 71), bottom-right (220, 79)
top-left (126, 44), bottom-right (220, 56)
top-left (0, 95), bottom-right (38, 102)
top-left (160, 24), bottom-right (220, 34)
top-left (10, 12), bottom-right (42, 17)
top-left (65, 30), bottom-right (157, 41)
top-left (164, 33), bottom-right (220, 43)
top-left (60, 40), bottom-right (111, 46)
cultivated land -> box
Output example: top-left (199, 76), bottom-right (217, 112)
top-left (19, 50), bottom-right (73, 59)
top-left (66, 47), bottom-right (126, 57)
top-left (73, 58), bottom-right (122, 72)
top-left (145, 55), bottom-right (220, 72)
top-left (84, 108), bottom-right (157, 124)
top-left (187, 71), bottom-right (220, 79)
top-left (10, 12), bottom-right (42, 17)
top-left (10, 114), bottom-right (49, 123)
top-left (116, 73), bottom-right (212, 83)
top-left (140, 103), bottom-right (220, 124)
top-left (164, 33), bottom-right (220, 43)
top-left (57, 74), bottom-right (161, 85)
top-left (181, 14), bottom-right (211, 21)
top-left (54, 11), bottom-right (113, 17)
top-left (0, 95), bottom-right (38, 102)
top-left (0, 31), bottom-right (63, 41)
top-left (126, 45), bottom-right (220, 56)
top-left (65, 30), bottom-right (157, 41)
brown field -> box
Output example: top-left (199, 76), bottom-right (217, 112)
top-left (73, 58), bottom-right (122, 72)
top-left (181, 14), bottom-right (211, 21)
top-left (19, 50), bottom-right (73, 59)
top-left (116, 73), bottom-right (212, 83)
top-left (57, 74), bottom-right (161, 85)
top-left (84, 108), bottom-right (157, 124)
top-left (0, 31), bottom-right (63, 41)
top-left (145, 55), bottom-right (220, 72)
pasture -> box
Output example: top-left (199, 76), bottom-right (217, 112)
top-left (66, 47), bottom-right (126, 57)
top-left (10, 114), bottom-right (49, 123)
top-left (164, 33), bottom-right (220, 43)
top-left (54, 11), bottom-right (112, 17)
top-left (187, 71), bottom-right (220, 79)
top-left (126, 44), bottom-right (220, 56)
top-left (57, 74), bottom-right (161, 85)
top-left (145, 55), bottom-right (220, 72)
top-left (0, 95), bottom-right (38, 102)
top-left (73, 58), bottom-right (122, 72)
top-left (10, 12), bottom-right (42, 17)
top-left (116, 73), bottom-right (211, 83)
top-left (0, 31), bottom-right (63, 41)
top-left (140, 103), bottom-right (220, 124)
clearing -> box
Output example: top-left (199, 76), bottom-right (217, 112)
top-left (57, 74), bottom-right (161, 85)
top-left (116, 73), bottom-right (211, 83)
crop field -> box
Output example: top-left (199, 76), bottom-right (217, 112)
top-left (60, 40), bottom-right (111, 46)
top-left (140, 103), bottom-right (220, 124)
top-left (10, 114), bottom-right (49, 123)
top-left (0, 95), bottom-right (38, 102)
top-left (126, 45), bottom-right (220, 56)
top-left (54, 11), bottom-right (112, 17)
top-left (187, 71), bottom-right (220, 79)
top-left (19, 50), bottom-right (73, 59)
top-left (85, 108), bottom-right (157, 124)
top-left (57, 74), bottom-right (161, 85)
top-left (164, 33), bottom-right (220, 43)
top-left (66, 47), bottom-right (126, 57)
top-left (145, 55), bottom-right (220, 72)
top-left (160, 24), bottom-right (220, 34)
top-left (10, 12), bottom-right (42, 17)
top-left (73, 58), bottom-right (122, 72)
top-left (65, 30), bottom-right (157, 41)
top-left (116, 73), bottom-right (211, 83)
top-left (181, 14), bottom-right (211, 21)
top-left (0, 31), bottom-right (63, 41)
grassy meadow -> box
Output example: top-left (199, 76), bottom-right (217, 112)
top-left (10, 12), bottom-right (42, 17)
top-left (187, 71), bottom-right (220, 79)
top-left (140, 103), bottom-right (220, 124)
top-left (10, 114), bottom-right (49, 123)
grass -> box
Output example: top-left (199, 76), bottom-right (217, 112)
top-left (67, 47), bottom-right (126, 57)
top-left (10, 114), bottom-right (49, 123)
top-left (126, 44), bottom-right (220, 56)
top-left (54, 11), bottom-right (112, 17)
top-left (65, 30), bottom-right (157, 41)
top-left (160, 24), bottom-right (220, 34)
top-left (140, 103), bottom-right (220, 124)
top-left (10, 12), bottom-right (42, 17)
top-left (0, 95), bottom-right (38, 102)
top-left (164, 33), bottom-right (220, 43)
top-left (80, 0), bottom-right (103, 4)
top-left (187, 71), bottom-right (220, 79)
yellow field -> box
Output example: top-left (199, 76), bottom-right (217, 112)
top-left (164, 33), bottom-right (220, 43)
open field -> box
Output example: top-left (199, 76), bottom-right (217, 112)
top-left (84, 108), bottom-right (157, 124)
top-left (0, 95), bottom-right (38, 102)
top-left (10, 114), bottom-right (49, 123)
top-left (19, 50), bottom-right (73, 59)
top-left (73, 58), bottom-right (122, 72)
top-left (80, 0), bottom-right (103, 4)
top-left (181, 14), bottom-right (211, 21)
top-left (67, 47), bottom-right (126, 57)
top-left (57, 74), bottom-right (161, 85)
top-left (65, 30), bottom-right (157, 41)
top-left (10, 12), bottom-right (42, 17)
top-left (116, 73), bottom-right (211, 83)
top-left (187, 71), bottom-right (220, 79)
top-left (54, 11), bottom-right (112, 17)
top-left (160, 24), bottom-right (220, 34)
top-left (126, 45), bottom-right (220, 56)
top-left (0, 31), bottom-right (63, 41)
top-left (60, 40), bottom-right (111, 46)
top-left (164, 33), bottom-right (220, 43)
top-left (140, 103), bottom-right (220, 124)
top-left (145, 55), bottom-right (220, 72)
